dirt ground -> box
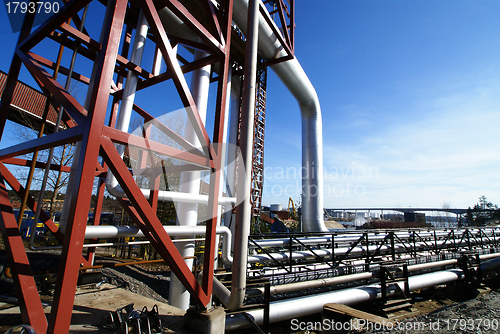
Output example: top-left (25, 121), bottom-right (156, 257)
top-left (354, 289), bottom-right (500, 333)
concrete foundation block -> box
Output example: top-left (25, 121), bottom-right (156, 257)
top-left (184, 307), bottom-right (226, 334)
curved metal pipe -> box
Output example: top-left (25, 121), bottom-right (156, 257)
top-left (232, 0), bottom-right (326, 232)
top-left (84, 225), bottom-right (233, 264)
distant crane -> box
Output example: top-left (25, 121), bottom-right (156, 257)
top-left (288, 197), bottom-right (298, 221)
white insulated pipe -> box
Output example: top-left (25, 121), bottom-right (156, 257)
top-left (223, 74), bottom-right (242, 248)
top-left (215, 0), bottom-right (261, 311)
top-left (104, 12), bottom-right (236, 207)
top-left (169, 50), bottom-right (212, 310)
top-left (85, 225), bottom-right (233, 264)
top-left (225, 269), bottom-right (465, 330)
top-left (231, 0), bottom-right (326, 232)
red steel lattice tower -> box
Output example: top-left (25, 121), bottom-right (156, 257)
top-left (0, 0), bottom-right (295, 332)
top-left (0, 1), bottom-right (233, 332)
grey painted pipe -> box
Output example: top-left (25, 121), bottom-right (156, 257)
top-left (479, 255), bottom-right (500, 273)
top-left (231, 0), bottom-right (326, 232)
top-left (248, 256), bottom-right (478, 296)
top-left (225, 269), bottom-right (465, 330)
top-left (242, 250), bottom-right (500, 297)
top-left (220, 0), bottom-right (261, 311)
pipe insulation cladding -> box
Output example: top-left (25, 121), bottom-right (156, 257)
top-left (225, 269), bottom-right (465, 330)
top-left (231, 0), bottom-right (327, 232)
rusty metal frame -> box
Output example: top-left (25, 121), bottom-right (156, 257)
top-left (0, 0), bottom-right (234, 332)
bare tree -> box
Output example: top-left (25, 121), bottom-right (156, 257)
top-left (11, 117), bottom-right (75, 219)
top-left (9, 78), bottom-right (82, 219)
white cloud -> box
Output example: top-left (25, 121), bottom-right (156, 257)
top-left (322, 80), bottom-right (500, 208)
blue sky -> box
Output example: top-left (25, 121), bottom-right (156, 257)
top-left (1, 1), bottom-right (500, 210)
top-left (263, 0), bottom-right (500, 210)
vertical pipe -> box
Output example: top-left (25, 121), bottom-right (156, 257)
top-left (169, 50), bottom-right (211, 310)
top-left (224, 73), bottom-right (241, 251)
top-left (231, 0), bottom-right (260, 309)
top-left (214, 67), bottom-right (232, 269)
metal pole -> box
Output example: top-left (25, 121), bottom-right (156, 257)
top-left (225, 0), bottom-right (260, 310)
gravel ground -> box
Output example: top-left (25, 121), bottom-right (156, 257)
top-left (354, 289), bottom-right (500, 334)
top-left (97, 258), bottom-right (172, 304)
top-left (4, 250), bottom-right (500, 333)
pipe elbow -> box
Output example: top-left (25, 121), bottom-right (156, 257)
top-left (213, 277), bottom-right (245, 311)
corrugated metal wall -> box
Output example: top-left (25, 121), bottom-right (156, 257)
top-left (0, 70), bottom-right (59, 126)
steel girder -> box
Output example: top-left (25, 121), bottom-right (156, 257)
top-left (0, 0), bottom-right (234, 332)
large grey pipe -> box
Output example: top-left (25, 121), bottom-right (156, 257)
top-left (213, 0), bottom-right (327, 311)
top-left (151, 0), bottom-right (326, 312)
top-left (232, 0), bottom-right (326, 232)
top-left (216, 0), bottom-right (260, 311)
top-left (226, 269), bottom-right (464, 330)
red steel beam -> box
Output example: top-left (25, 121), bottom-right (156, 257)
top-left (139, 0), bottom-right (215, 159)
top-left (0, 157), bottom-right (71, 173)
top-left (201, 0), bottom-right (233, 294)
top-left (0, 0), bottom-right (236, 328)
top-left (201, 0), bottom-right (224, 45)
top-left (18, 51), bottom-right (88, 124)
top-left (18, 0), bottom-right (92, 51)
top-left (47, 1), bottom-right (128, 332)
top-left (0, 162), bottom-right (65, 243)
top-left (132, 104), bottom-right (205, 157)
top-left (102, 125), bottom-right (212, 168)
top-left (0, 125), bottom-right (84, 160)
top-left (100, 137), bottom-right (210, 306)
top-left (0, 172), bottom-right (48, 334)
top-left (129, 53), bottom-right (220, 94)
top-left (158, 0), bottom-right (224, 54)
